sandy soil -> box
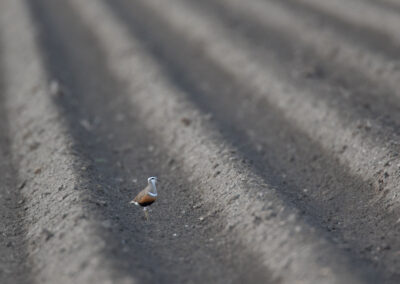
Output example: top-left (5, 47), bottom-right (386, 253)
top-left (1, 0), bottom-right (400, 283)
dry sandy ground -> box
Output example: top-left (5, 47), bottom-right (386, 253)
top-left (1, 0), bottom-right (400, 283)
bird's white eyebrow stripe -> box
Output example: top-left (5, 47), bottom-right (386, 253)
top-left (147, 192), bottom-right (157, 197)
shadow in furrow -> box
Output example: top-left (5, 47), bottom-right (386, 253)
top-left (0, 42), bottom-right (30, 284)
top-left (275, 0), bottom-right (400, 58)
top-left (26, 0), bottom-right (277, 283)
top-left (107, 0), bottom-right (400, 282)
top-left (191, 0), bottom-right (400, 141)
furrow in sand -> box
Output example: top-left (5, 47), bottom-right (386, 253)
top-left (187, 0), bottom-right (400, 130)
top-left (26, 0), bottom-right (276, 283)
top-left (277, 0), bottom-right (400, 60)
top-left (177, 0), bottom-right (400, 208)
top-left (105, 0), bottom-right (400, 280)
top-left (67, 0), bottom-right (378, 282)
top-left (0, 0), bottom-right (134, 283)
top-left (204, 0), bottom-right (400, 97)
top-left (288, 0), bottom-right (400, 46)
top-left (105, 0), bottom-right (400, 232)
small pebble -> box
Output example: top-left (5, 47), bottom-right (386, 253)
top-left (80, 119), bottom-right (92, 131)
top-left (42, 229), bottom-right (54, 241)
top-left (29, 142), bottom-right (40, 151)
top-left (49, 80), bottom-right (61, 96)
top-left (95, 200), bottom-right (107, 207)
top-left (193, 203), bottom-right (202, 209)
top-left (181, 117), bottom-right (191, 126)
top-left (18, 180), bottom-right (26, 190)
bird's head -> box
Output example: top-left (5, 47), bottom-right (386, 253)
top-left (148, 177), bottom-right (158, 184)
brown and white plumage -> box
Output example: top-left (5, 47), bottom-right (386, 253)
top-left (132, 189), bottom-right (156, 206)
top-left (130, 177), bottom-right (158, 219)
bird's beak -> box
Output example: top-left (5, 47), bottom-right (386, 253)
top-left (129, 200), bottom-right (135, 204)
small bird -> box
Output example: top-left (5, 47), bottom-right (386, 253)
top-left (130, 177), bottom-right (158, 220)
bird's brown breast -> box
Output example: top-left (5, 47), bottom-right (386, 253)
top-left (135, 193), bottom-right (156, 207)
